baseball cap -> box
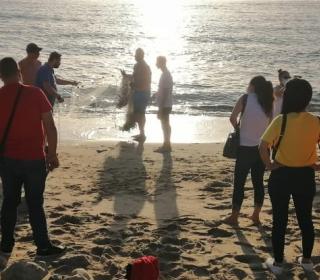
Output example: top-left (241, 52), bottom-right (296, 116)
top-left (26, 43), bottom-right (42, 53)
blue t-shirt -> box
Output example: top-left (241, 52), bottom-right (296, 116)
top-left (35, 63), bottom-right (56, 105)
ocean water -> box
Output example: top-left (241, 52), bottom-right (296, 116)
top-left (0, 0), bottom-right (319, 142)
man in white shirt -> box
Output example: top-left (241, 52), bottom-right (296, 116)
top-left (154, 56), bottom-right (173, 153)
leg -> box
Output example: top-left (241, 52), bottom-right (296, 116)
top-left (224, 147), bottom-right (252, 225)
top-left (292, 168), bottom-right (315, 261)
top-left (250, 152), bottom-right (265, 224)
top-left (137, 113), bottom-right (146, 137)
top-left (268, 169), bottom-right (290, 263)
top-left (23, 160), bottom-right (51, 249)
top-left (0, 159), bottom-right (23, 252)
top-left (161, 111), bottom-right (171, 149)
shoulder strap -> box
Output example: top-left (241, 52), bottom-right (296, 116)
top-left (272, 114), bottom-right (287, 160)
top-left (0, 85), bottom-right (24, 155)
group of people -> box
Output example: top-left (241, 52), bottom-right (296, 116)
top-left (121, 48), bottom-right (174, 153)
top-left (0, 44), bottom-right (82, 259)
top-left (0, 45), bottom-right (174, 263)
top-left (0, 43), bottom-right (319, 276)
top-left (224, 70), bottom-right (319, 275)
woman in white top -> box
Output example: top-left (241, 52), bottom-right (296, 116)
top-left (273, 69), bottom-right (291, 117)
top-left (224, 76), bottom-right (274, 226)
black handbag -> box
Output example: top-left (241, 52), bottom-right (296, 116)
top-left (223, 94), bottom-right (248, 159)
top-left (223, 127), bottom-right (240, 159)
top-left (0, 85), bottom-right (23, 169)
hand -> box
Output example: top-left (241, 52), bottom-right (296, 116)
top-left (311, 163), bottom-right (320, 171)
top-left (265, 161), bottom-right (281, 171)
top-left (57, 94), bottom-right (64, 103)
top-left (46, 153), bottom-right (59, 171)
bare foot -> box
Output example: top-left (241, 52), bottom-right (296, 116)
top-left (223, 215), bottom-right (239, 227)
top-left (250, 215), bottom-right (261, 226)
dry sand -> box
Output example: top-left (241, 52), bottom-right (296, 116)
top-left (2, 141), bottom-right (320, 279)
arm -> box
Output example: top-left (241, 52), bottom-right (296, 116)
top-left (259, 141), bottom-right (272, 170)
top-left (42, 111), bottom-right (59, 171)
top-left (43, 81), bottom-right (64, 102)
top-left (230, 95), bottom-right (244, 129)
top-left (259, 141), bottom-right (281, 170)
top-left (56, 76), bottom-right (78, 86)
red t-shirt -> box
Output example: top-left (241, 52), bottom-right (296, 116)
top-left (0, 83), bottom-right (52, 160)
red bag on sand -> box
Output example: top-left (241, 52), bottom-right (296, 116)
top-left (130, 256), bottom-right (159, 280)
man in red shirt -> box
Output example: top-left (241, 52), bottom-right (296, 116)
top-left (0, 57), bottom-right (65, 258)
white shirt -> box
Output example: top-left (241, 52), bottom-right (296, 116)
top-left (240, 93), bottom-right (271, 146)
top-left (156, 69), bottom-right (173, 108)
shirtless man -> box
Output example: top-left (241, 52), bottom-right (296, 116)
top-left (19, 43), bottom-right (42, 85)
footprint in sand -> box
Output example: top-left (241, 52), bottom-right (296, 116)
top-left (52, 215), bottom-right (83, 225)
top-left (229, 268), bottom-right (247, 279)
top-left (234, 254), bottom-right (264, 264)
top-left (208, 228), bottom-right (234, 238)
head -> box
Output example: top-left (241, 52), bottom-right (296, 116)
top-left (0, 57), bottom-right (21, 84)
top-left (26, 43), bottom-right (42, 59)
top-left (278, 69), bottom-right (291, 86)
top-left (281, 78), bottom-right (312, 114)
top-left (156, 56), bottom-right (167, 70)
top-left (48, 51), bottom-right (62, 68)
top-left (248, 76), bottom-right (274, 116)
top-left (135, 48), bottom-right (144, 62)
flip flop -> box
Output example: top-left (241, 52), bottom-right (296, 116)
top-left (298, 257), bottom-right (313, 272)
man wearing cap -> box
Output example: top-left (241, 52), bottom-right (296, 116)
top-left (18, 43), bottom-right (42, 85)
top-left (35, 51), bottom-right (78, 107)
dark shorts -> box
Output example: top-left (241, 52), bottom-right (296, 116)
top-left (132, 91), bottom-right (150, 114)
top-left (158, 107), bottom-right (172, 120)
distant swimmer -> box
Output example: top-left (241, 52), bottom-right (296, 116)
top-left (18, 43), bottom-right (42, 85)
top-left (154, 56), bottom-right (173, 153)
top-left (122, 48), bottom-right (152, 143)
top-left (35, 51), bottom-right (78, 107)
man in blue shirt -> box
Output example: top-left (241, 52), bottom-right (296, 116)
top-left (35, 52), bottom-right (78, 106)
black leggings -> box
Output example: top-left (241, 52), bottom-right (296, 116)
top-left (268, 167), bottom-right (315, 263)
top-left (232, 146), bottom-right (265, 211)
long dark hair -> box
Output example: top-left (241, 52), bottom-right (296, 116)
top-left (281, 78), bottom-right (312, 114)
top-left (249, 76), bottom-right (274, 116)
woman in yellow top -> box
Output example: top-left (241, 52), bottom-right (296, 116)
top-left (259, 78), bottom-right (320, 275)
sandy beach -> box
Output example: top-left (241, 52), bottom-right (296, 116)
top-left (1, 141), bottom-right (320, 279)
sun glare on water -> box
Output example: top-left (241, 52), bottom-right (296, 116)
top-left (134, 0), bottom-right (184, 55)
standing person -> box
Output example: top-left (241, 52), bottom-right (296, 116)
top-left (154, 56), bottom-right (173, 153)
top-left (35, 51), bottom-right (78, 107)
top-left (130, 48), bottom-right (152, 142)
top-left (18, 43), bottom-right (42, 85)
top-left (260, 78), bottom-right (319, 275)
top-left (224, 76), bottom-right (273, 226)
top-left (273, 69), bottom-right (291, 117)
top-left (0, 57), bottom-right (65, 257)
